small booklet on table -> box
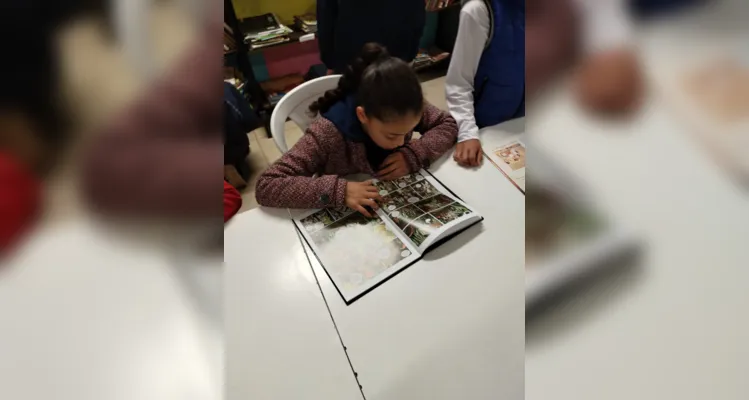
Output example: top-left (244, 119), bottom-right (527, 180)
top-left (485, 139), bottom-right (526, 193)
top-left (293, 170), bottom-right (483, 304)
top-left (481, 126), bottom-right (526, 194)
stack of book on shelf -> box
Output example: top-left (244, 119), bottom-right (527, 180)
top-left (413, 47), bottom-right (451, 71)
top-left (426, 0), bottom-right (458, 11)
top-left (241, 13), bottom-right (293, 50)
top-left (294, 13), bottom-right (317, 34)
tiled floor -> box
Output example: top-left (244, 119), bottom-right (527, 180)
top-left (239, 76), bottom-right (449, 214)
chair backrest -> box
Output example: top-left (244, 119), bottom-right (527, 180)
top-left (270, 75), bottom-right (342, 153)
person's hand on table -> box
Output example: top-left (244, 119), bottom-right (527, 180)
top-left (377, 152), bottom-right (409, 181)
top-left (575, 48), bottom-right (644, 116)
top-left (345, 180), bottom-right (381, 218)
top-left (454, 139), bottom-right (483, 167)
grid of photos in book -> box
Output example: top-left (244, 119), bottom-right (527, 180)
top-left (299, 206), bottom-right (412, 291)
top-left (525, 180), bottom-right (604, 265)
top-left (375, 173), bottom-right (473, 247)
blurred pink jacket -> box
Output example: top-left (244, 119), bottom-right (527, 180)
top-left (81, 20), bottom-right (222, 219)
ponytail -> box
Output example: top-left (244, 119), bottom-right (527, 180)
top-left (309, 43), bottom-right (398, 116)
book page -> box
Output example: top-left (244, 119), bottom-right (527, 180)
top-left (484, 140), bottom-right (526, 194)
top-left (295, 206), bottom-right (420, 303)
top-left (373, 171), bottom-right (481, 252)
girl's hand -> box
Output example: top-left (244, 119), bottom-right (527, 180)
top-left (345, 180), bottom-right (381, 217)
top-left (454, 139), bottom-right (483, 167)
top-left (377, 152), bottom-right (409, 181)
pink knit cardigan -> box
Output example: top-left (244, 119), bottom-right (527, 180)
top-left (255, 102), bottom-right (457, 209)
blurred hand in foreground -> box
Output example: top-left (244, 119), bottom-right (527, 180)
top-left (575, 48), bottom-right (644, 116)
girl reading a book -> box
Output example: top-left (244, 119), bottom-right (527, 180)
top-left (255, 43), bottom-right (458, 217)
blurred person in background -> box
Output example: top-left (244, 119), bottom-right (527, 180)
top-left (526, 0), bottom-right (636, 115)
top-left (80, 6), bottom-right (223, 222)
top-left (446, 0), bottom-right (525, 168)
top-left (317, 0), bottom-right (426, 73)
top-left (527, 0), bottom-right (704, 116)
top-left (0, 0), bottom-right (110, 257)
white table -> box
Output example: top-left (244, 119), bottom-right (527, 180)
top-left (224, 209), bottom-right (365, 400)
top-left (0, 218), bottom-right (221, 400)
top-left (225, 118), bottom-right (526, 400)
top-left (526, 4), bottom-right (749, 398)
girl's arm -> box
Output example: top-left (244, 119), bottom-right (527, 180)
top-left (400, 102), bottom-right (458, 171)
top-left (445, 0), bottom-right (491, 143)
top-left (255, 132), bottom-right (347, 209)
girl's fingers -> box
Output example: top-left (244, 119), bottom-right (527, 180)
top-left (355, 205), bottom-right (372, 218)
top-left (378, 165), bottom-right (399, 178)
top-left (379, 155), bottom-right (398, 169)
top-left (366, 189), bottom-right (382, 200)
top-left (362, 198), bottom-right (379, 209)
top-left (379, 170), bottom-right (396, 181)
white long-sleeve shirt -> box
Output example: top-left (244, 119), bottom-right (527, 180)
top-left (446, 0), bottom-right (633, 143)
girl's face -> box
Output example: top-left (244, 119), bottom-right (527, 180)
top-left (356, 106), bottom-right (422, 150)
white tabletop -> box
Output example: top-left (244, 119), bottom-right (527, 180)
top-left (224, 209), bottom-right (364, 400)
top-left (307, 119), bottom-right (525, 400)
top-left (0, 218), bottom-right (221, 400)
top-left (225, 118), bottom-right (526, 400)
top-left (526, 5), bottom-right (749, 398)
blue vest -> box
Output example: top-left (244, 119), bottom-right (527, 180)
top-left (473, 0), bottom-right (525, 128)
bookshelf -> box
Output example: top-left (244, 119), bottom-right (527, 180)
top-left (225, 0), bottom-right (272, 135)
top-left (229, 0), bottom-right (462, 135)
top-left (415, 0), bottom-right (461, 75)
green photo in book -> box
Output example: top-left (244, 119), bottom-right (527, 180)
top-left (381, 190), bottom-right (410, 212)
top-left (390, 204), bottom-right (424, 221)
top-left (301, 209), bottom-right (335, 232)
top-left (402, 223), bottom-right (431, 247)
top-left (431, 203), bottom-right (473, 224)
top-left (398, 173), bottom-right (424, 186)
top-left (411, 180), bottom-right (439, 199)
top-left (399, 186), bottom-right (423, 204)
top-left (326, 206), bottom-right (354, 221)
top-left (374, 179), bottom-right (400, 195)
top-left (412, 213), bottom-right (444, 232)
top-left (415, 194), bottom-right (455, 213)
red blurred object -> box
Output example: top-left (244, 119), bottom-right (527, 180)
top-left (223, 180), bottom-right (242, 223)
top-left (0, 152), bottom-right (41, 256)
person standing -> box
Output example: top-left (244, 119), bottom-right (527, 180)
top-left (446, 0), bottom-right (525, 167)
top-left (316, 0), bottom-right (427, 73)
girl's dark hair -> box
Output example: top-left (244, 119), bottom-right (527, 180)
top-left (309, 43), bottom-right (424, 122)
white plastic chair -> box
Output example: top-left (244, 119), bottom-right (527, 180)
top-left (269, 75), bottom-right (342, 153)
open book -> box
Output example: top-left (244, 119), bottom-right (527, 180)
top-left (525, 141), bottom-right (639, 307)
top-left (294, 170), bottom-right (483, 304)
